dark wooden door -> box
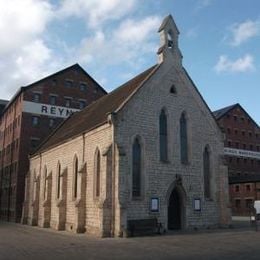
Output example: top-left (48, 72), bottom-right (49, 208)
top-left (168, 188), bottom-right (181, 230)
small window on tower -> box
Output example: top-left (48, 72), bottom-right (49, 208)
top-left (170, 84), bottom-right (177, 94)
top-left (167, 31), bottom-right (174, 49)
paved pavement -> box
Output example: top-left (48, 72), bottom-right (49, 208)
top-left (1, 221), bottom-right (260, 260)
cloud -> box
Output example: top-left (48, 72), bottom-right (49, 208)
top-left (58, 0), bottom-right (137, 28)
top-left (0, 0), bottom-right (56, 98)
top-left (214, 54), bottom-right (255, 73)
top-left (229, 20), bottom-right (260, 46)
top-left (185, 27), bottom-right (199, 38)
top-left (0, 0), bottom-right (161, 99)
top-left (195, 0), bottom-right (213, 11)
top-left (77, 16), bottom-right (161, 67)
top-left (0, 0), bottom-right (53, 55)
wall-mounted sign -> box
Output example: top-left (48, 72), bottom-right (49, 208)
top-left (23, 101), bottom-right (80, 119)
top-left (150, 198), bottom-right (159, 212)
top-left (194, 198), bottom-right (201, 211)
top-left (224, 147), bottom-right (260, 160)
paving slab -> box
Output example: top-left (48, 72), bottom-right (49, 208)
top-left (1, 221), bottom-right (260, 260)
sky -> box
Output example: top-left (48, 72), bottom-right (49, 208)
top-left (0, 0), bottom-right (259, 124)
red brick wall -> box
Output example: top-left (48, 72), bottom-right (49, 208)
top-left (217, 105), bottom-right (260, 216)
top-left (0, 65), bottom-right (107, 222)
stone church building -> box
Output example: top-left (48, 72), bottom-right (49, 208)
top-left (22, 15), bottom-right (231, 237)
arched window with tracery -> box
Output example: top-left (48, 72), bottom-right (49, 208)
top-left (132, 137), bottom-right (141, 197)
top-left (180, 113), bottom-right (188, 164)
top-left (160, 109), bottom-right (168, 161)
top-left (203, 146), bottom-right (211, 198)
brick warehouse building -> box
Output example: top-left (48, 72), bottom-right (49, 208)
top-left (214, 104), bottom-right (260, 215)
top-left (0, 64), bottom-right (107, 222)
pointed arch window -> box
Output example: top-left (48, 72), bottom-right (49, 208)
top-left (95, 149), bottom-right (101, 197)
top-left (132, 138), bottom-right (141, 197)
top-left (160, 109), bottom-right (168, 161)
top-left (73, 156), bottom-right (78, 199)
top-left (203, 146), bottom-right (211, 198)
top-left (180, 113), bottom-right (188, 164)
top-left (57, 162), bottom-right (62, 199)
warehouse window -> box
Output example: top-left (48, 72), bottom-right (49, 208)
top-left (246, 199), bottom-right (253, 208)
top-left (49, 95), bottom-right (57, 105)
top-left (64, 98), bottom-right (72, 107)
top-left (32, 116), bottom-right (39, 127)
top-left (79, 83), bottom-right (87, 91)
top-left (49, 118), bottom-right (55, 128)
top-left (79, 100), bottom-right (86, 109)
top-left (33, 93), bottom-right (41, 102)
top-left (65, 79), bottom-right (73, 88)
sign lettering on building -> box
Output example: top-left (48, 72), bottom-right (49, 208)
top-left (224, 147), bottom-right (260, 160)
top-left (23, 101), bottom-right (80, 118)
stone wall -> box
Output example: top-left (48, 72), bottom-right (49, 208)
top-left (26, 123), bottom-right (113, 237)
top-left (113, 56), bottom-right (231, 233)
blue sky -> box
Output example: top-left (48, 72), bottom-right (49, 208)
top-left (0, 0), bottom-right (259, 124)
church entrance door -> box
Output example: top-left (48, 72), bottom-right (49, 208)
top-left (168, 188), bottom-right (181, 230)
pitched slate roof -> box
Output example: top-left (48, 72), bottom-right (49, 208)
top-left (212, 104), bottom-right (237, 120)
top-left (213, 103), bottom-right (259, 128)
top-left (34, 64), bottom-right (160, 155)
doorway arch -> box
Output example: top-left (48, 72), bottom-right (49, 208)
top-left (167, 183), bottom-right (186, 230)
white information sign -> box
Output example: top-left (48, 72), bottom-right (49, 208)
top-left (23, 101), bottom-right (80, 118)
top-left (151, 198), bottom-right (159, 212)
top-left (224, 147), bottom-right (260, 160)
top-left (194, 198), bottom-right (201, 211)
